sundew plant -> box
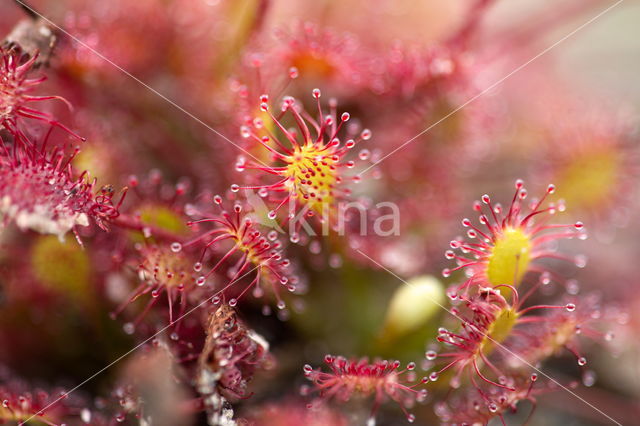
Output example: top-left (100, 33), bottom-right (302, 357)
top-left (0, 1), bottom-right (638, 425)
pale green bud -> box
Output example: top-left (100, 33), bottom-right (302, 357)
top-left (382, 275), bottom-right (445, 338)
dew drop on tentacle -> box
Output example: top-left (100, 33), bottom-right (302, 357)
top-left (566, 279), bottom-right (580, 295)
top-left (540, 271), bottom-right (551, 285)
top-left (329, 254), bottom-right (343, 268)
top-left (81, 408), bottom-right (92, 423)
top-left (277, 309), bottom-right (290, 321)
top-left (582, 370), bottom-right (597, 387)
top-left (450, 377), bottom-right (460, 389)
top-left (309, 240), bottom-right (321, 254)
top-left (252, 286), bottom-right (264, 298)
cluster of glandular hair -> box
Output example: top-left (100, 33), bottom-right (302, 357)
top-left (107, 192), bottom-right (302, 332)
top-left (184, 195), bottom-right (299, 312)
top-left (0, 369), bottom-right (87, 426)
top-left (0, 46), bottom-right (83, 149)
top-left (234, 89), bottom-right (372, 233)
top-left (423, 181), bottom-right (611, 424)
top-left (506, 293), bottom-right (618, 371)
top-left (302, 355), bottom-right (428, 423)
top-left (442, 180), bottom-right (586, 290)
top-left (433, 373), bottom-right (542, 425)
top-left (0, 146), bottom-right (124, 240)
top-left (110, 242), bottom-right (200, 331)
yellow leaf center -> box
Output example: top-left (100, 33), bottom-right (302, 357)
top-left (480, 307), bottom-right (519, 355)
top-left (284, 143), bottom-right (338, 214)
top-left (487, 227), bottom-right (532, 288)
